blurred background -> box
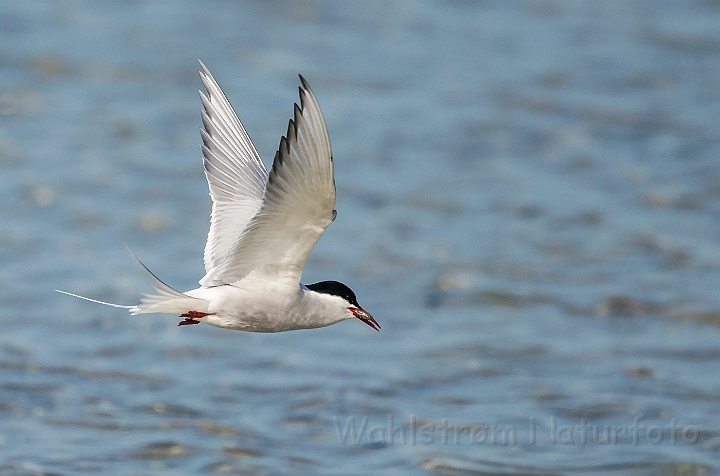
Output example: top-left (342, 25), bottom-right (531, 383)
top-left (2, 1), bottom-right (720, 474)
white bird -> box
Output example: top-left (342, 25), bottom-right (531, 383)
top-left (57, 62), bottom-right (379, 333)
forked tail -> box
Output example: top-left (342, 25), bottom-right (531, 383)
top-left (56, 245), bottom-right (209, 316)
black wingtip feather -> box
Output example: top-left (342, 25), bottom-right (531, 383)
top-left (297, 87), bottom-right (308, 111)
top-left (285, 118), bottom-right (298, 152)
top-left (268, 149), bottom-right (282, 186)
top-left (278, 137), bottom-right (288, 163)
top-left (298, 74), bottom-right (311, 91)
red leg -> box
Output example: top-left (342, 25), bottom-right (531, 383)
top-left (180, 310), bottom-right (212, 318)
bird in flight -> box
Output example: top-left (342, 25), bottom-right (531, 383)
top-left (58, 62), bottom-right (379, 333)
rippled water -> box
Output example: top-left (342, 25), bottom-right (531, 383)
top-left (2, 1), bottom-right (720, 474)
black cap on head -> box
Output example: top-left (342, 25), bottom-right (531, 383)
top-left (306, 281), bottom-right (359, 307)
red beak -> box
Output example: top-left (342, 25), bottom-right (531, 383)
top-left (350, 307), bottom-right (380, 332)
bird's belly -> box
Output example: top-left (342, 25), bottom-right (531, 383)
top-left (205, 310), bottom-right (328, 332)
top-left (204, 310), bottom-right (292, 332)
top-left (192, 285), bottom-right (316, 332)
top-left (197, 292), bottom-right (307, 332)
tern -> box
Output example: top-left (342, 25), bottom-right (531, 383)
top-left (57, 62), bottom-right (379, 333)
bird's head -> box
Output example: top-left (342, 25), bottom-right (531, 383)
top-left (305, 281), bottom-right (380, 331)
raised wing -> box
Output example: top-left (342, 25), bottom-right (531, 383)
top-left (197, 61), bottom-right (269, 286)
top-left (200, 75), bottom-right (335, 286)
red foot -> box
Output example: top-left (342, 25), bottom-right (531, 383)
top-left (178, 318), bottom-right (200, 326)
top-left (178, 310), bottom-right (212, 327)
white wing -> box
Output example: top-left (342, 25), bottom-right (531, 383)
top-left (197, 61), bottom-right (269, 286)
top-left (200, 75), bottom-right (335, 286)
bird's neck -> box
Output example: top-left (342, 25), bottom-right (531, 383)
top-left (292, 287), bottom-right (350, 328)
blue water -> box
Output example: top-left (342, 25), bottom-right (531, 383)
top-left (1, 1), bottom-right (720, 474)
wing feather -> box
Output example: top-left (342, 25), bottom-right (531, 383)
top-left (197, 61), bottom-right (269, 284)
top-left (200, 75), bottom-right (335, 286)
